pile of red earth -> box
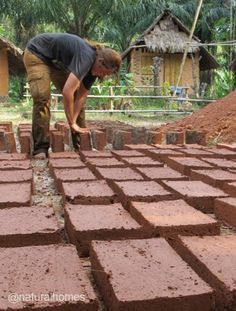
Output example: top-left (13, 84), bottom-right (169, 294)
top-left (158, 90), bottom-right (236, 144)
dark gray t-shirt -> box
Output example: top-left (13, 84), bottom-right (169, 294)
top-left (26, 33), bottom-right (97, 89)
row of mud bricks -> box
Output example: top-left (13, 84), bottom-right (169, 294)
top-left (0, 120), bottom-right (206, 154)
top-left (1, 125), bottom-right (236, 311)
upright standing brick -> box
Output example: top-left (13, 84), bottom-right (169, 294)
top-left (91, 130), bottom-right (107, 150)
top-left (147, 130), bottom-right (162, 144)
top-left (63, 124), bottom-right (71, 145)
top-left (0, 130), bottom-right (6, 151)
top-left (51, 131), bottom-right (64, 152)
top-left (166, 131), bottom-right (185, 145)
top-left (5, 132), bottom-right (17, 153)
top-left (0, 121), bottom-right (13, 132)
top-left (185, 130), bottom-right (206, 145)
top-left (80, 133), bottom-right (92, 151)
top-left (91, 238), bottom-right (214, 311)
top-left (19, 132), bottom-right (31, 155)
top-left (112, 130), bottom-right (132, 150)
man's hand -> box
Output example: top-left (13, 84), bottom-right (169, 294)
top-left (70, 123), bottom-right (90, 134)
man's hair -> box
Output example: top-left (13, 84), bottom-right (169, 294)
top-left (96, 47), bottom-right (122, 73)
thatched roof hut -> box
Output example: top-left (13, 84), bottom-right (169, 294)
top-left (122, 10), bottom-right (219, 94)
top-left (0, 37), bottom-right (25, 101)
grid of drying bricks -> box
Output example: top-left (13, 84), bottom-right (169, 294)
top-left (1, 121), bottom-right (236, 310)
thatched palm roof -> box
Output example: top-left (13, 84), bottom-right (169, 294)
top-left (0, 37), bottom-right (25, 76)
top-left (122, 10), bottom-right (219, 71)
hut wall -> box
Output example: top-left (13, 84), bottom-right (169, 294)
top-left (130, 49), bottom-right (199, 94)
top-left (0, 48), bottom-right (9, 98)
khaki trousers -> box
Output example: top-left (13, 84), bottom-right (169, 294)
top-left (23, 49), bottom-right (85, 155)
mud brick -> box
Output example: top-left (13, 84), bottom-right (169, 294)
top-left (145, 149), bottom-right (184, 162)
top-left (112, 130), bottom-right (132, 150)
top-left (48, 151), bottom-right (80, 159)
top-left (63, 123), bottom-right (71, 145)
top-left (223, 180), bottom-right (236, 196)
top-left (162, 180), bottom-right (228, 212)
top-left (136, 166), bottom-right (188, 181)
top-left (185, 130), bottom-right (206, 145)
top-left (111, 150), bottom-right (144, 159)
top-left (0, 153), bottom-right (28, 161)
top-left (54, 120), bottom-right (66, 131)
top-left (130, 200), bottom-right (220, 237)
top-left (0, 244), bottom-right (98, 310)
top-left (0, 121), bottom-right (13, 132)
top-left (0, 182), bottom-right (31, 208)
top-left (0, 130), bottom-right (6, 151)
top-left (124, 143), bottom-right (156, 151)
top-left (152, 144), bottom-right (184, 149)
top-left (91, 130), bottom-right (107, 150)
top-left (112, 180), bottom-right (173, 209)
top-left (0, 206), bottom-right (61, 247)
top-left (166, 131), bottom-right (185, 145)
top-left (4, 132), bottom-right (17, 153)
top-left (53, 167), bottom-right (97, 193)
top-left (190, 169), bottom-right (236, 188)
top-left (79, 150), bottom-right (112, 162)
top-left (19, 132), bottom-right (31, 154)
top-left (48, 158), bottom-right (85, 176)
top-left (51, 131), bottom-right (64, 152)
top-left (80, 132), bottom-right (92, 150)
top-left (0, 169), bottom-right (33, 186)
top-left (86, 157), bottom-right (125, 167)
top-left (0, 160), bottom-right (31, 170)
top-left (165, 157), bottom-right (213, 175)
top-left (214, 197), bottom-right (236, 228)
top-left (91, 238), bottom-right (214, 311)
top-left (64, 203), bottom-right (144, 256)
top-left (95, 167), bottom-right (143, 181)
top-left (173, 235), bottom-right (236, 310)
top-left (217, 143), bottom-right (236, 151)
top-left (202, 157), bottom-right (236, 170)
top-left (147, 130), bottom-right (163, 144)
top-left (179, 148), bottom-right (215, 158)
top-left (121, 156), bottom-right (163, 167)
top-left (62, 180), bottom-right (118, 204)
top-left (205, 147), bottom-right (236, 159)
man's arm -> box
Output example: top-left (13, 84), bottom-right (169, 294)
top-left (62, 72), bottom-right (88, 133)
top-left (73, 82), bottom-right (89, 123)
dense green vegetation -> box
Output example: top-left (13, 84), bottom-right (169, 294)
top-left (0, 0), bottom-right (235, 103)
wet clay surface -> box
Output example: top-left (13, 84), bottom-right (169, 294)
top-left (91, 238), bottom-right (214, 310)
top-left (62, 180), bottom-right (118, 204)
top-left (175, 235), bottom-right (236, 310)
top-left (0, 206), bottom-right (61, 247)
top-left (0, 182), bottom-right (32, 207)
top-left (0, 244), bottom-right (98, 310)
top-left (190, 168), bottom-right (236, 188)
top-left (130, 200), bottom-right (220, 237)
top-left (64, 203), bottom-right (143, 255)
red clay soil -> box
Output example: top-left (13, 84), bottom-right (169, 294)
top-left (158, 91), bottom-right (236, 144)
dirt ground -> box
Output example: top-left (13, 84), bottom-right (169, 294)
top-left (157, 90), bottom-right (236, 144)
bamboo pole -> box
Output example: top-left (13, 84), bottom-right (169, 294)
top-left (174, 0), bottom-right (204, 96)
